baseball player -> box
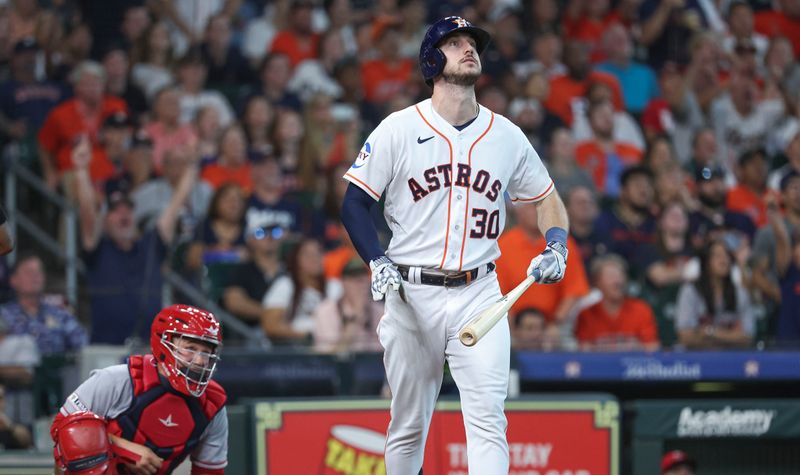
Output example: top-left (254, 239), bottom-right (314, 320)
top-left (341, 16), bottom-right (570, 474)
top-left (50, 304), bottom-right (228, 475)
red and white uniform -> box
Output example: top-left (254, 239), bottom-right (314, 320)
top-left (344, 99), bottom-right (553, 473)
top-left (58, 356), bottom-right (228, 474)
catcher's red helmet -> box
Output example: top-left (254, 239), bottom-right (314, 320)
top-left (151, 304), bottom-right (222, 397)
top-left (52, 412), bottom-right (114, 475)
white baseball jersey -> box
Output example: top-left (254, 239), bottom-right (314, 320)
top-left (344, 98), bottom-right (554, 270)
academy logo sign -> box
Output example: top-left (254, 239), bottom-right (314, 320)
top-left (677, 406), bottom-right (776, 437)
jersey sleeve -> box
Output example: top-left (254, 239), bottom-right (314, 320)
top-left (507, 134), bottom-right (555, 204)
top-left (59, 364), bottom-right (133, 419)
top-left (342, 121), bottom-right (394, 201)
top-left (191, 406), bottom-right (228, 471)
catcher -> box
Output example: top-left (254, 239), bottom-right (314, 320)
top-left (50, 304), bottom-right (228, 474)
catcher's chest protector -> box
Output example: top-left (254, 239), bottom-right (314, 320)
top-left (106, 355), bottom-right (226, 475)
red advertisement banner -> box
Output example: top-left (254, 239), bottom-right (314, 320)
top-left (255, 399), bottom-right (618, 475)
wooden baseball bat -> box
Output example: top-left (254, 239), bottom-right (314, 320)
top-left (458, 270), bottom-right (541, 347)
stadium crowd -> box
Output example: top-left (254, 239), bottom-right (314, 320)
top-left (0, 0), bottom-right (799, 379)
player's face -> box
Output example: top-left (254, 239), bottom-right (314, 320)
top-left (173, 336), bottom-right (215, 370)
top-left (439, 33), bottom-right (481, 86)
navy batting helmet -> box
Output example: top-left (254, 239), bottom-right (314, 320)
top-left (419, 16), bottom-right (491, 87)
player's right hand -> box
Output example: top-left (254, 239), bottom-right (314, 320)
top-left (369, 256), bottom-right (402, 301)
top-left (122, 446), bottom-right (163, 475)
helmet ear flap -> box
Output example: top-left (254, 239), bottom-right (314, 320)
top-left (421, 46), bottom-right (446, 86)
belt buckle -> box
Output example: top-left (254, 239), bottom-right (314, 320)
top-left (443, 272), bottom-right (467, 287)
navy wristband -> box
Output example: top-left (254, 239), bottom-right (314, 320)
top-left (545, 227), bottom-right (568, 246)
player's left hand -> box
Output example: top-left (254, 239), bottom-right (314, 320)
top-left (369, 256), bottom-right (402, 301)
top-left (528, 241), bottom-right (568, 284)
top-left (121, 445), bottom-right (163, 475)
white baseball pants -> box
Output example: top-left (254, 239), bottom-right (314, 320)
top-left (378, 271), bottom-right (510, 475)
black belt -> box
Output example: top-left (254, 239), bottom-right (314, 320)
top-left (396, 263), bottom-right (495, 288)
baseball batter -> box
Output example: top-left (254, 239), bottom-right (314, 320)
top-left (341, 16), bottom-right (570, 474)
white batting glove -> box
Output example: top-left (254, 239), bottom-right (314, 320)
top-left (369, 256), bottom-right (402, 301)
top-left (527, 241), bottom-right (568, 284)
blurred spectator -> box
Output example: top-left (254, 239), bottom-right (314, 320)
top-left (689, 165), bottom-right (756, 252)
top-left (768, 182), bottom-right (800, 344)
top-left (0, 384), bottom-right (31, 449)
top-left (143, 86), bottom-right (198, 173)
top-left (676, 239), bottom-right (755, 349)
top-left (0, 319), bottom-right (39, 386)
top-left (752, 171), bottom-right (800, 330)
top-left (710, 71), bottom-right (785, 178)
top-left (544, 40), bottom-right (623, 125)
top-left (104, 128), bottom-right (155, 198)
top-left (133, 146), bottom-right (212, 235)
top-left (768, 118), bottom-right (800, 191)
top-left (195, 105), bottom-right (223, 162)
top-left (634, 202), bottom-right (696, 347)
top-left (5, 0), bottom-right (54, 55)
top-left (575, 254), bottom-right (660, 351)
top-left (478, 85), bottom-right (510, 118)
top-left (99, 112), bottom-right (134, 179)
top-left (397, 0), bottom-right (428, 59)
top-left (575, 99), bottom-right (643, 197)
top-left (661, 450), bottom-right (695, 475)
top-left (511, 307), bottom-right (561, 352)
top-left (507, 72), bottom-right (565, 151)
top-left (722, 1), bottom-right (769, 67)
top-left (522, 0), bottom-right (560, 35)
top-left (241, 95), bottom-right (274, 156)
top-left (300, 94), bottom-right (360, 191)
top-left (573, 81), bottom-right (645, 155)
top-left (639, 0), bottom-right (724, 69)
top-left (248, 52), bottom-right (303, 112)
top-left (120, 5), bottom-right (151, 48)
top-left (131, 21), bottom-right (176, 100)
top-left (497, 201), bottom-right (590, 323)
top-left (50, 22), bottom-right (94, 82)
top-left (101, 43), bottom-right (148, 121)
top-left (80, 0), bottom-right (147, 58)
top-left (547, 127), bottom-right (595, 198)
top-left (241, 2), bottom-right (280, 66)
top-left (726, 149), bottom-right (771, 227)
top-left (641, 62), bottom-right (705, 164)
top-left (685, 127), bottom-right (719, 175)
top-left (0, 252), bottom-right (88, 355)
top-left (754, 0), bottom-right (800, 56)
top-left (245, 153), bottom-right (307, 236)
top-left (594, 165), bottom-right (656, 262)
top-left (313, 258), bottom-right (382, 352)
top-left (566, 185), bottom-right (604, 271)
top-left (653, 161), bottom-right (694, 213)
top-left (360, 17), bottom-right (413, 106)
top-left (73, 135), bottom-right (196, 344)
top-left (270, 0), bottom-right (320, 67)
top-left (185, 183), bottom-right (247, 273)
top-left (596, 23), bottom-right (659, 115)
top-left (271, 108), bottom-right (306, 190)
top-left (764, 36), bottom-right (800, 108)
top-left (201, 124), bottom-right (253, 192)
top-left (261, 238), bottom-right (325, 344)
top-left (0, 39), bottom-right (64, 158)
top-left (287, 30), bottom-right (346, 102)
top-left (150, 0), bottom-right (239, 57)
top-left (324, 0), bottom-right (360, 57)
top-left (515, 30), bottom-right (566, 80)
top-left (38, 61), bottom-right (127, 190)
top-left (222, 222), bottom-right (286, 328)
top-left (201, 13), bottom-right (254, 88)
top-left (562, 0), bottom-right (617, 57)
top-left (176, 49), bottom-right (235, 127)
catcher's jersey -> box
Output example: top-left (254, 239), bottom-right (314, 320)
top-left (344, 99), bottom-right (553, 271)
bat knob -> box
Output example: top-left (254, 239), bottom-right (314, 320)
top-left (459, 330), bottom-right (477, 347)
